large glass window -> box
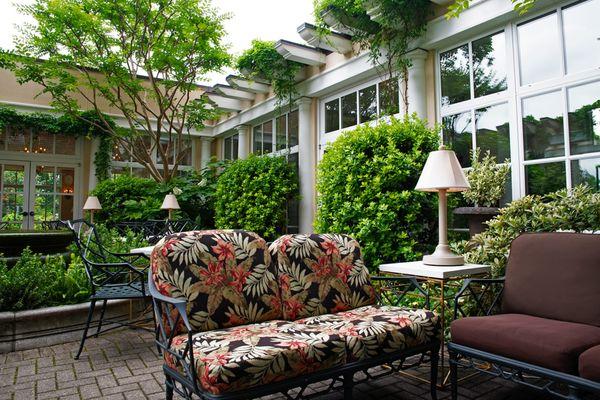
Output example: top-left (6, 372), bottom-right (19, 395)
top-left (562, 0), bottom-right (600, 75)
top-left (568, 81), bottom-right (600, 155)
top-left (341, 92), bottom-right (357, 128)
top-left (0, 126), bottom-right (77, 156)
top-left (517, 13), bottom-right (561, 85)
top-left (442, 112), bottom-right (473, 167)
top-left (288, 110), bottom-right (299, 147)
top-left (522, 91), bottom-right (564, 160)
top-left (473, 32), bottom-right (507, 97)
top-left (325, 99), bottom-right (340, 133)
top-left (571, 157), bottom-right (600, 190)
top-left (252, 110), bottom-right (298, 155)
top-left (276, 115), bottom-right (287, 151)
top-left (359, 85), bottom-right (377, 123)
top-left (475, 103), bottom-right (510, 161)
top-left (440, 44), bottom-right (470, 106)
top-left (525, 162), bottom-right (566, 195)
top-left (262, 120), bottom-right (273, 154)
top-left (379, 78), bottom-right (400, 116)
top-left (253, 125), bottom-right (262, 154)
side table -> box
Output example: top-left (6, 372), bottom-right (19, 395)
top-left (378, 261), bottom-right (491, 388)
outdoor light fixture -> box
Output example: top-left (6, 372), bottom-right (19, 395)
top-left (161, 194), bottom-right (180, 220)
top-left (83, 196), bottom-right (102, 224)
top-left (415, 146), bottom-right (470, 266)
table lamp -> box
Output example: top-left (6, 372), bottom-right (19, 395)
top-left (83, 196), bottom-right (102, 224)
top-left (161, 194), bottom-right (180, 220)
top-left (415, 146), bottom-right (470, 266)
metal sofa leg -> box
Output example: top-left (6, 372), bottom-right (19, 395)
top-left (449, 349), bottom-right (458, 400)
top-left (430, 347), bottom-right (439, 400)
top-left (75, 300), bottom-right (96, 360)
top-left (95, 300), bottom-right (108, 338)
top-left (343, 371), bottom-right (354, 399)
top-left (165, 377), bottom-right (174, 400)
top-left (568, 385), bottom-right (581, 400)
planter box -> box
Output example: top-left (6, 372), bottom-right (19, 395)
top-left (0, 299), bottom-right (147, 353)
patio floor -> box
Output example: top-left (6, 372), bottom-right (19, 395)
top-left (0, 329), bottom-right (587, 400)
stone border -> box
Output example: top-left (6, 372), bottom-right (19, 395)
top-left (0, 299), bottom-right (145, 353)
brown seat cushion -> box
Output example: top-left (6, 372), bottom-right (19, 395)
top-left (451, 314), bottom-right (600, 374)
top-left (502, 232), bottom-right (600, 327)
top-left (579, 345), bottom-right (600, 382)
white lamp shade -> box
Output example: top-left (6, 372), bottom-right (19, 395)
top-left (83, 196), bottom-right (102, 210)
top-left (161, 194), bottom-right (180, 210)
top-left (415, 148), bottom-right (470, 192)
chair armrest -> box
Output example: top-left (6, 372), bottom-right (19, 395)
top-left (371, 276), bottom-right (430, 309)
top-left (147, 270), bottom-right (193, 333)
top-left (453, 278), bottom-right (505, 320)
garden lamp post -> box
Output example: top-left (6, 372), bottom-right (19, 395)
top-left (161, 194), bottom-right (180, 221)
top-left (83, 196), bottom-right (102, 224)
top-left (415, 146), bottom-right (470, 266)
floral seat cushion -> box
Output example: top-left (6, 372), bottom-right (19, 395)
top-left (270, 234), bottom-right (376, 320)
top-left (166, 320), bottom-right (347, 395)
top-left (295, 305), bottom-right (440, 361)
top-left (152, 230), bottom-right (282, 334)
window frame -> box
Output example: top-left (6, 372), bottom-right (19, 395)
top-left (251, 109), bottom-right (300, 157)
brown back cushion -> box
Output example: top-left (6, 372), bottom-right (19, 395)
top-left (152, 230), bottom-right (282, 334)
top-left (502, 232), bottom-right (600, 326)
top-left (270, 233), bottom-right (376, 320)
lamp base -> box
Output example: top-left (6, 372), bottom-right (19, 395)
top-left (422, 244), bottom-right (464, 266)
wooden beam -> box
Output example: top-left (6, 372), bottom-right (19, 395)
top-left (297, 23), bottom-right (353, 54)
top-left (275, 40), bottom-right (327, 66)
top-left (226, 75), bottom-right (271, 94)
top-left (205, 93), bottom-right (248, 112)
top-left (213, 84), bottom-right (255, 101)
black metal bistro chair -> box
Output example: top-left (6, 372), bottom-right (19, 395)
top-left (67, 219), bottom-right (154, 359)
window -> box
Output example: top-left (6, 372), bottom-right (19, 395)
top-left (0, 127), bottom-right (77, 156)
top-left (568, 81), bottom-right (600, 155)
top-left (440, 44), bottom-right (470, 105)
top-left (341, 92), bottom-right (357, 128)
top-left (111, 136), bottom-right (192, 175)
top-left (253, 125), bottom-right (263, 154)
top-left (379, 78), bottom-right (400, 116)
top-left (224, 134), bottom-right (239, 161)
top-left (562, 0), bottom-right (600, 75)
top-left (517, 13), bottom-right (562, 85)
top-left (253, 110), bottom-right (299, 155)
top-left (276, 115), bottom-right (287, 151)
top-left (522, 91), bottom-right (564, 160)
top-left (288, 110), bottom-right (299, 147)
top-left (325, 99), bottom-right (340, 133)
top-left (359, 85), bottom-right (377, 123)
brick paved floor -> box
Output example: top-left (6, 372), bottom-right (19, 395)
top-left (0, 328), bottom-right (593, 400)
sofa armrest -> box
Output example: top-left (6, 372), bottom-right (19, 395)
top-left (371, 276), bottom-right (430, 309)
top-left (453, 278), bottom-right (505, 320)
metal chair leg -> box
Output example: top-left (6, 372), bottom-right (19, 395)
top-left (75, 300), bottom-right (96, 360)
top-left (430, 346), bottom-right (440, 400)
top-left (449, 350), bottom-right (458, 400)
top-left (166, 377), bottom-right (174, 400)
top-left (95, 300), bottom-right (108, 338)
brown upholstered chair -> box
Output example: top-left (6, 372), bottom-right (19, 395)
top-left (448, 232), bottom-right (600, 400)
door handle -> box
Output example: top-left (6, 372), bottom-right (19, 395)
top-left (28, 211), bottom-right (35, 217)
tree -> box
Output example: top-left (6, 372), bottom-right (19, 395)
top-left (0, 0), bottom-right (230, 182)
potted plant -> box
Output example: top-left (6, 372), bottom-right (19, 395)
top-left (454, 148), bottom-right (510, 237)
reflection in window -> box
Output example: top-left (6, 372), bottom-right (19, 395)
top-left (571, 157), bottom-right (600, 191)
top-left (522, 91), bottom-right (564, 160)
top-left (224, 136), bottom-right (232, 160)
top-left (518, 13), bottom-right (561, 85)
top-left (473, 32), bottom-right (507, 98)
top-left (379, 78), bottom-right (399, 116)
top-left (276, 115), bottom-right (287, 151)
top-left (325, 99), bottom-right (340, 133)
top-left (562, 0), bottom-right (600, 75)
top-left (6, 126), bottom-right (31, 152)
top-left (253, 125), bottom-right (262, 154)
top-left (263, 120), bottom-right (273, 154)
top-left (440, 44), bottom-right (470, 106)
top-left (475, 103), bottom-right (510, 161)
top-left (359, 85), bottom-right (377, 123)
top-left (232, 135), bottom-right (239, 160)
top-left (443, 111), bottom-right (472, 167)
top-left (32, 131), bottom-right (53, 154)
top-left (568, 81), bottom-right (600, 155)
top-left (525, 162), bottom-right (566, 195)
top-left (288, 110), bottom-right (299, 147)
top-left (341, 92), bottom-right (357, 128)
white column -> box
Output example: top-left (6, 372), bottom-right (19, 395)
top-left (235, 125), bottom-right (250, 159)
top-left (297, 97), bottom-right (315, 234)
top-left (88, 137), bottom-right (100, 191)
top-left (406, 49), bottom-right (428, 119)
top-left (200, 137), bottom-right (212, 169)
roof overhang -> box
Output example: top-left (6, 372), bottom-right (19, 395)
top-left (275, 40), bottom-right (327, 66)
top-left (225, 75), bottom-right (271, 94)
top-left (297, 23), bottom-right (353, 54)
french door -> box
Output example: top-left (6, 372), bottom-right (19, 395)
top-left (0, 161), bottom-right (78, 230)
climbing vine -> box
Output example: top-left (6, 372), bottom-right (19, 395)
top-left (0, 107), bottom-right (114, 182)
top-left (236, 40), bottom-right (303, 110)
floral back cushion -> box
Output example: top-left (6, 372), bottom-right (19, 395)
top-left (270, 234), bottom-right (376, 320)
top-left (152, 230), bottom-right (282, 333)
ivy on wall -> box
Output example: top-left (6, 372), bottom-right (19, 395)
top-left (0, 106), bottom-right (114, 182)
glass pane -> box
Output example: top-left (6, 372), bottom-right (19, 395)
top-left (34, 194), bottom-right (57, 223)
top-left (563, 0), bottom-right (600, 75)
top-left (112, 141), bottom-right (130, 162)
top-left (475, 103), bottom-right (510, 161)
top-left (55, 134), bottom-right (77, 155)
top-left (1, 165), bottom-right (26, 229)
top-left (35, 166), bottom-right (55, 193)
top-left (262, 121), bottom-right (273, 154)
top-left (341, 92), bottom-right (357, 128)
top-left (379, 78), bottom-right (399, 116)
top-left (57, 194), bottom-right (74, 221)
top-left (232, 134), bottom-right (239, 160)
top-left (178, 139), bottom-right (192, 165)
top-left (0, 127), bottom-right (6, 150)
top-left (57, 168), bottom-right (75, 195)
top-left (568, 81), bottom-right (600, 155)
top-left (276, 115), bottom-right (287, 151)
top-left (473, 32), bottom-right (507, 98)
top-left (359, 85), bottom-right (377, 123)
top-left (253, 125), bottom-right (262, 154)
top-left (31, 130), bottom-right (53, 154)
top-left (6, 126), bottom-right (31, 153)
top-left (440, 44), bottom-right (470, 106)
top-left (443, 111), bottom-right (472, 167)
top-left (518, 13), bottom-right (561, 85)
top-left (522, 91), bottom-right (564, 160)
top-left (525, 162), bottom-right (566, 195)
top-left (572, 157), bottom-right (600, 191)
top-left (325, 99), bottom-right (340, 133)
top-left (288, 110), bottom-right (299, 147)
top-left (2, 164), bottom-right (25, 187)
top-left (224, 137), bottom-right (232, 160)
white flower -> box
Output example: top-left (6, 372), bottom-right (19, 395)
top-left (172, 187), bottom-right (183, 195)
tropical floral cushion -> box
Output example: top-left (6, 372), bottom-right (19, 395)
top-left (165, 320), bottom-right (347, 395)
top-left (295, 305), bottom-right (440, 361)
top-left (151, 230), bottom-right (282, 334)
top-left (270, 234), bottom-right (376, 320)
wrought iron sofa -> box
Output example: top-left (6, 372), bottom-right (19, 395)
top-left (149, 230), bottom-right (441, 400)
top-left (448, 232), bottom-right (600, 399)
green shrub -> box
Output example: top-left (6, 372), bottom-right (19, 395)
top-left (214, 155), bottom-right (298, 240)
top-left (458, 185), bottom-right (600, 276)
top-left (315, 115), bottom-right (439, 271)
top-left (463, 148), bottom-right (510, 207)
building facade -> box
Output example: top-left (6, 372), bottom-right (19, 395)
top-left (1, 0), bottom-right (598, 231)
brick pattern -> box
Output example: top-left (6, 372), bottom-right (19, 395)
top-left (0, 330), bottom-right (594, 400)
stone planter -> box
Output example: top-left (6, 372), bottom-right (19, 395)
top-left (0, 299), bottom-right (146, 353)
top-left (453, 207), bottom-right (500, 238)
